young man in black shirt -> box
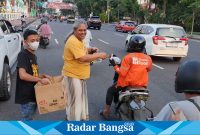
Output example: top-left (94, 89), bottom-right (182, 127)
top-left (15, 29), bottom-right (51, 120)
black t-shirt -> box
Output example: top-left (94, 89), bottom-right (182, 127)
top-left (15, 49), bottom-right (39, 104)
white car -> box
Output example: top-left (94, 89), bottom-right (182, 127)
top-left (125, 24), bottom-right (188, 61)
top-left (0, 19), bottom-right (22, 100)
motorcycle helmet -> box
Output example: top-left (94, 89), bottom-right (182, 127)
top-left (128, 36), bottom-right (146, 52)
top-left (175, 60), bottom-right (200, 93)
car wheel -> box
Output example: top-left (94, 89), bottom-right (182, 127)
top-left (98, 27), bottom-right (101, 30)
top-left (0, 63), bottom-right (12, 101)
top-left (173, 57), bottom-right (182, 62)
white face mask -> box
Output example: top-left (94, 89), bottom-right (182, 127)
top-left (28, 42), bottom-right (39, 51)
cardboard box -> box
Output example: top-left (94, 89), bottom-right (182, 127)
top-left (35, 76), bottom-right (67, 114)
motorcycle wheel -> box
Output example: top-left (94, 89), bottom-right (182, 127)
top-left (118, 103), bottom-right (131, 120)
top-left (115, 110), bottom-right (122, 120)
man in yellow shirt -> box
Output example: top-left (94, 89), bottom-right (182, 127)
top-left (62, 20), bottom-right (108, 120)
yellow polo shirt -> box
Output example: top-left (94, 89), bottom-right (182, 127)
top-left (62, 35), bottom-right (90, 79)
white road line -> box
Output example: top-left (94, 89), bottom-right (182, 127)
top-left (102, 30), bottom-right (105, 31)
top-left (153, 63), bottom-right (165, 70)
top-left (54, 39), bottom-right (59, 45)
top-left (114, 33), bottom-right (125, 37)
top-left (98, 39), bottom-right (109, 45)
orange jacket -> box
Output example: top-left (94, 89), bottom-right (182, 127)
top-left (114, 53), bottom-right (152, 88)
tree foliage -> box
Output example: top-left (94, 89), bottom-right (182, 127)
top-left (62, 0), bottom-right (200, 32)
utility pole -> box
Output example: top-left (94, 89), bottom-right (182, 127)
top-left (35, 0), bottom-right (38, 16)
top-left (117, 0), bottom-right (119, 20)
top-left (107, 0), bottom-right (110, 23)
top-left (29, 0), bottom-right (31, 14)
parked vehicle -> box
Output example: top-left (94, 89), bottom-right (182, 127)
top-left (125, 24), bottom-right (188, 61)
top-left (115, 21), bottom-right (136, 32)
top-left (67, 16), bottom-right (75, 23)
top-left (0, 18), bottom-right (22, 100)
top-left (87, 16), bottom-right (101, 30)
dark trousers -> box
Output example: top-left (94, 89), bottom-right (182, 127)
top-left (106, 83), bottom-right (125, 106)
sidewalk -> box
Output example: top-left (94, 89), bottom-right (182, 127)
top-left (10, 17), bottom-right (37, 27)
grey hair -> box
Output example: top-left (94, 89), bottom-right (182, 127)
top-left (65, 19), bottom-right (87, 43)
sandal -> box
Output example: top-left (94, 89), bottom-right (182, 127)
top-left (99, 110), bottom-right (112, 120)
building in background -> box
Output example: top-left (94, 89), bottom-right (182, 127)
top-left (0, 0), bottom-right (25, 13)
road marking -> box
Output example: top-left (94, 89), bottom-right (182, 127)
top-left (98, 39), bottom-right (109, 45)
top-left (153, 63), bottom-right (165, 70)
top-left (114, 33), bottom-right (125, 37)
top-left (102, 30), bottom-right (105, 31)
top-left (54, 39), bottom-right (59, 45)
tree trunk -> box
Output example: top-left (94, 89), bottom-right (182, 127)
top-left (163, 0), bottom-right (167, 19)
top-left (191, 10), bottom-right (195, 35)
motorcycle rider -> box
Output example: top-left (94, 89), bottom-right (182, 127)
top-left (100, 36), bottom-right (152, 119)
top-left (21, 14), bottom-right (26, 30)
top-left (38, 19), bottom-right (52, 49)
top-left (155, 60), bottom-right (200, 120)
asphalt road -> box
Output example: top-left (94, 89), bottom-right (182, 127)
top-left (0, 19), bottom-right (200, 120)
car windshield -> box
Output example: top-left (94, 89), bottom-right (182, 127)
top-left (91, 16), bottom-right (100, 20)
top-left (157, 27), bottom-right (186, 38)
top-left (68, 17), bottom-right (74, 19)
top-left (125, 22), bottom-right (134, 26)
top-left (91, 16), bottom-right (99, 19)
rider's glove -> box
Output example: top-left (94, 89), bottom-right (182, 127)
top-left (109, 59), bottom-right (116, 66)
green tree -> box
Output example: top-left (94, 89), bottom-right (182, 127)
top-left (180, 0), bottom-right (200, 35)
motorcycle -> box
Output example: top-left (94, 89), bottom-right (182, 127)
top-left (39, 36), bottom-right (49, 49)
top-left (109, 55), bottom-right (154, 121)
top-left (115, 88), bottom-right (153, 120)
top-left (21, 20), bottom-right (26, 31)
